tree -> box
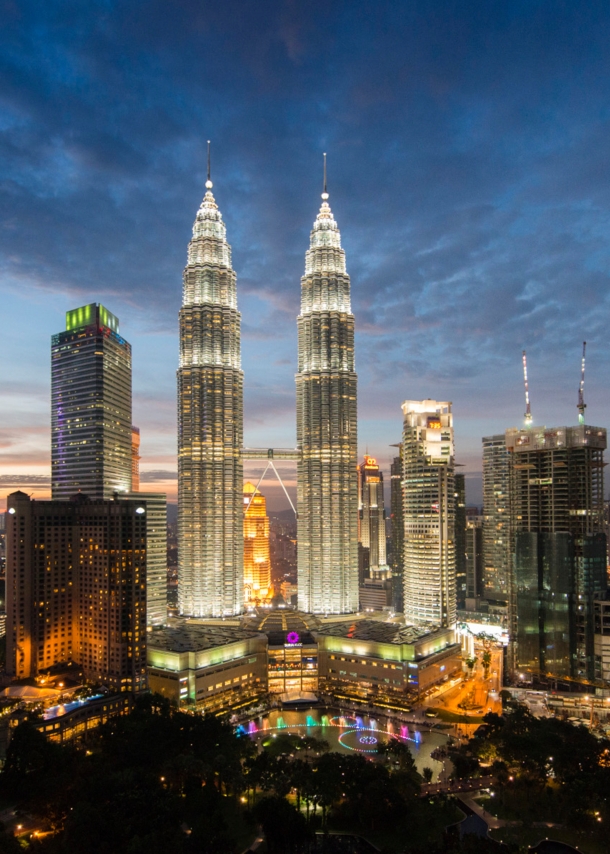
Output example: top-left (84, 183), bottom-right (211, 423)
top-left (422, 766), bottom-right (434, 784)
top-left (481, 651), bottom-right (492, 678)
top-left (253, 795), bottom-right (310, 854)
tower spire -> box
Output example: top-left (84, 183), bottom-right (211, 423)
top-left (206, 140), bottom-right (212, 189)
top-left (522, 350), bottom-right (532, 428)
top-left (578, 341), bottom-right (587, 425)
top-left (322, 152), bottom-right (328, 200)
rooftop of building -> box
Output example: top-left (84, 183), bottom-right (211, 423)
top-left (148, 622), bottom-right (264, 653)
top-left (242, 609), bottom-right (321, 635)
top-left (314, 619), bottom-right (444, 646)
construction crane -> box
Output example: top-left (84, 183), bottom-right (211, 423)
top-left (578, 341), bottom-right (587, 425)
top-left (522, 350), bottom-right (532, 427)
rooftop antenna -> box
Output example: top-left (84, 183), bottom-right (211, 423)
top-left (205, 140), bottom-right (212, 189)
top-left (522, 350), bottom-right (532, 428)
top-left (578, 341), bottom-right (587, 425)
top-left (322, 152), bottom-right (328, 200)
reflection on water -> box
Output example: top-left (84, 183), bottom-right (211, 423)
top-left (236, 707), bottom-right (448, 781)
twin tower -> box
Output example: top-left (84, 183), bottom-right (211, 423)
top-left (178, 161), bottom-right (358, 618)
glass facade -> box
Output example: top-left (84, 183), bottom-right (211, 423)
top-left (51, 304), bottom-right (132, 500)
top-left (390, 453), bottom-right (404, 613)
top-left (454, 473), bottom-right (466, 607)
top-left (357, 455), bottom-right (388, 574)
top-left (508, 425), bottom-right (607, 682)
top-left (268, 637), bottom-right (319, 696)
top-left (482, 434), bottom-right (511, 602)
top-left (401, 401), bottom-right (456, 629)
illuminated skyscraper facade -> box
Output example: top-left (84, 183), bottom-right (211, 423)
top-left (482, 434), bottom-right (511, 602)
top-left (6, 491), bottom-right (147, 693)
top-left (357, 455), bottom-right (388, 574)
top-left (296, 182), bottom-right (358, 614)
top-left (178, 173), bottom-right (243, 617)
top-left (243, 482), bottom-right (272, 605)
top-left (402, 400), bottom-right (456, 628)
top-left (390, 452), bottom-right (404, 613)
top-left (131, 426), bottom-right (141, 491)
top-left (51, 304), bottom-right (132, 499)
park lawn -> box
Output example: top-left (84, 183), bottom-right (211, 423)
top-left (490, 823), bottom-right (607, 854)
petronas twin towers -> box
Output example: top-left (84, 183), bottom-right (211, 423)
top-left (178, 156), bottom-right (358, 617)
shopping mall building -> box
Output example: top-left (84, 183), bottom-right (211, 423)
top-left (146, 611), bottom-right (462, 714)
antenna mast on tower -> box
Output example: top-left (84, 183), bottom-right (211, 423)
top-left (522, 350), bottom-right (532, 427)
top-left (578, 341), bottom-right (587, 425)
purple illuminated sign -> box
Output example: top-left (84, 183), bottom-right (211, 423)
top-left (286, 631), bottom-right (300, 644)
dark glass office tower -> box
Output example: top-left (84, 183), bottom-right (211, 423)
top-left (454, 473), bottom-right (467, 608)
top-left (508, 425), bottom-right (607, 682)
top-left (51, 303), bottom-right (132, 500)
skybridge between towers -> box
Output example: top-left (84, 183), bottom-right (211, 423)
top-left (242, 447), bottom-right (300, 517)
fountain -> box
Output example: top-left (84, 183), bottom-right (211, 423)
top-left (400, 724), bottom-right (409, 739)
top-left (321, 714), bottom-right (330, 727)
top-left (306, 714), bottom-right (317, 728)
top-left (276, 716), bottom-right (286, 728)
top-left (414, 729), bottom-right (422, 744)
top-left (248, 720), bottom-right (257, 735)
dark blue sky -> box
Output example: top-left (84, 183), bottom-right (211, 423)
top-left (2, 0), bottom-right (610, 507)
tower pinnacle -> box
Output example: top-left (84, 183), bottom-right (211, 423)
top-left (322, 152), bottom-right (328, 200)
top-left (205, 140), bottom-right (212, 190)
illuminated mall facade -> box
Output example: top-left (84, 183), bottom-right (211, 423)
top-left (147, 615), bottom-right (461, 714)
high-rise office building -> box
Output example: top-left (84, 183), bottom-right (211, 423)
top-left (507, 425), bottom-right (607, 682)
top-left (126, 491), bottom-right (167, 627)
top-left (6, 491), bottom-right (147, 692)
top-left (131, 426), bottom-right (141, 491)
top-left (177, 169), bottom-right (244, 618)
top-left (465, 513), bottom-right (484, 602)
top-left (357, 455), bottom-right (388, 575)
top-left (243, 482), bottom-right (272, 605)
top-left (401, 400), bottom-right (456, 628)
top-left (390, 453), bottom-right (404, 613)
top-left (482, 434), bottom-right (511, 602)
top-left (51, 304), bottom-right (132, 499)
top-left (296, 177), bottom-right (358, 614)
top-left (454, 473), bottom-right (467, 608)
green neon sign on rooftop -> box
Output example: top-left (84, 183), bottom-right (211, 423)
top-left (65, 303), bottom-right (120, 334)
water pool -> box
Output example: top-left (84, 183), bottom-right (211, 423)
top-left (237, 707), bottom-right (449, 780)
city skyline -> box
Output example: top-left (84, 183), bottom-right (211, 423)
top-left (3, 2), bottom-right (610, 511)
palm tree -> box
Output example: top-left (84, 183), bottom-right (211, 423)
top-left (482, 650), bottom-right (492, 678)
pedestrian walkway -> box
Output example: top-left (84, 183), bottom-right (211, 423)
top-left (420, 773), bottom-right (496, 797)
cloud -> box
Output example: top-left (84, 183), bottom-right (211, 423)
top-left (1, 0), bottom-right (610, 498)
